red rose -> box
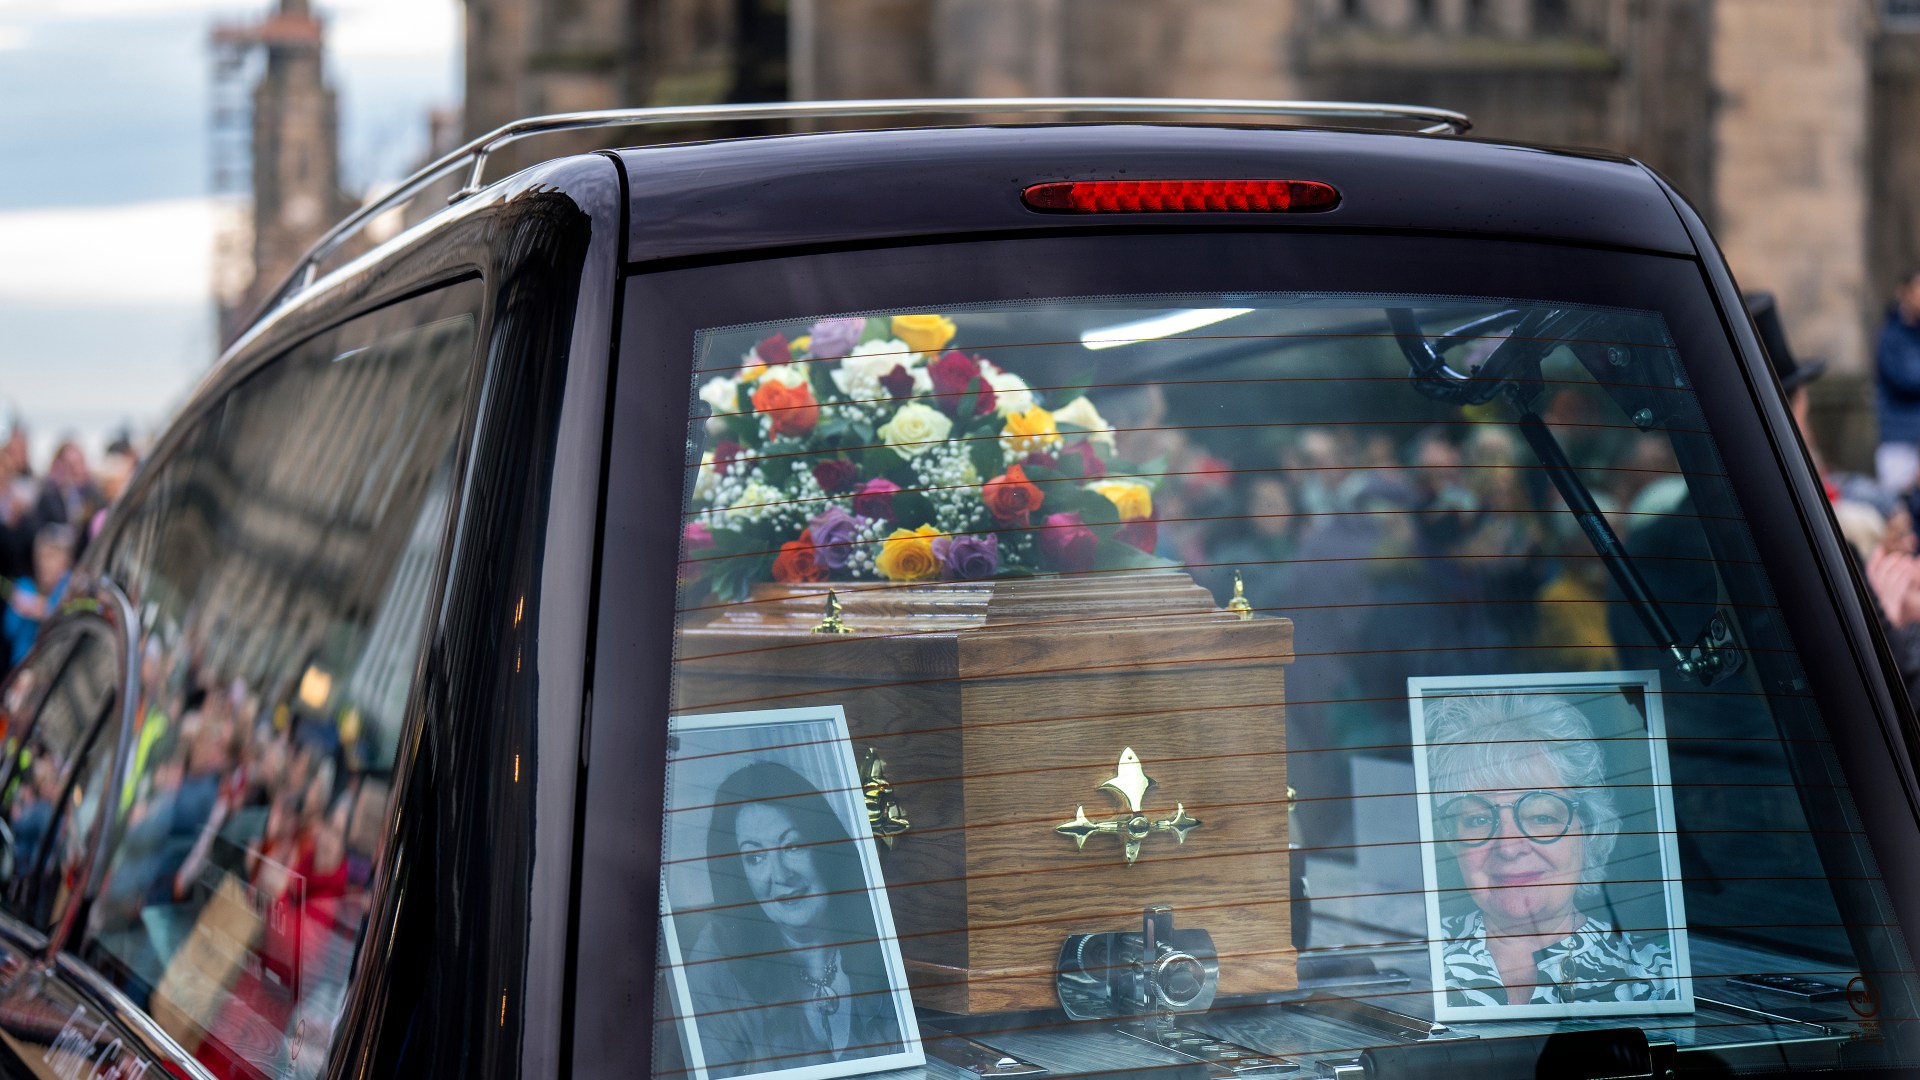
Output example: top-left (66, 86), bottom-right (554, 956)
top-left (982, 464), bottom-right (1045, 526)
top-left (1058, 441), bottom-right (1106, 479)
top-left (1040, 511), bottom-right (1098, 572)
top-left (852, 478), bottom-right (900, 521)
top-left (929, 351), bottom-right (996, 416)
top-left (772, 529), bottom-right (829, 583)
top-left (755, 334), bottom-right (792, 366)
top-left (713, 439), bottom-right (745, 469)
top-left (879, 364), bottom-right (915, 400)
top-left (751, 379), bottom-right (819, 437)
top-left (813, 458), bottom-right (859, 493)
top-left (1116, 517), bottom-right (1158, 553)
top-left (1022, 451), bottom-right (1060, 472)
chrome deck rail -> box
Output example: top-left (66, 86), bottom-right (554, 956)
top-left (281, 97), bottom-right (1472, 304)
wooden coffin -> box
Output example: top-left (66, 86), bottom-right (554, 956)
top-left (675, 570), bottom-right (1294, 1013)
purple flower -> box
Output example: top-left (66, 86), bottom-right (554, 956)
top-left (933, 532), bottom-right (999, 580)
top-left (807, 505), bottom-right (860, 570)
top-left (809, 317), bottom-right (866, 360)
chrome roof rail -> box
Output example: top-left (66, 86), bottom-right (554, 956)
top-left (280, 97), bottom-right (1471, 303)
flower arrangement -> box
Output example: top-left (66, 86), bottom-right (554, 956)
top-left (684, 313), bottom-right (1166, 601)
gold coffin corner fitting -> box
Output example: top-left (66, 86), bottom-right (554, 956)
top-left (863, 747), bottom-right (910, 848)
top-left (1056, 747), bottom-right (1201, 866)
top-left (812, 589), bottom-right (855, 634)
top-left (1227, 570), bottom-right (1254, 621)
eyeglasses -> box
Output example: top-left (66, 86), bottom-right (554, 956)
top-left (1438, 791), bottom-right (1580, 846)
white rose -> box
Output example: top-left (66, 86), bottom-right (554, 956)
top-left (832, 339), bottom-right (916, 400)
top-left (699, 375), bottom-right (739, 414)
top-left (1052, 395), bottom-right (1116, 453)
top-left (985, 367), bottom-right (1036, 417)
top-left (722, 480), bottom-right (784, 522)
top-left (693, 451), bottom-right (718, 501)
top-left (877, 401), bottom-right (953, 456)
top-left (757, 364), bottom-right (810, 388)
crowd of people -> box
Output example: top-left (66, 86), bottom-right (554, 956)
top-left (0, 427), bottom-right (138, 670)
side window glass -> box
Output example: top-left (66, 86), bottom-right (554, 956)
top-left (83, 283), bottom-right (477, 1079)
top-left (0, 627), bottom-right (119, 935)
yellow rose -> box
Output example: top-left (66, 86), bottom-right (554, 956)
top-left (891, 314), bottom-right (957, 354)
top-left (791, 335), bottom-right (812, 355)
top-left (877, 401), bottom-right (954, 456)
top-left (738, 362), bottom-right (768, 384)
top-left (876, 525), bottom-right (943, 582)
top-left (1000, 406), bottom-right (1063, 456)
top-left (1092, 481), bottom-right (1152, 521)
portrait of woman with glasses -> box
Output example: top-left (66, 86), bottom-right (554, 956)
top-left (1421, 691), bottom-right (1680, 1010)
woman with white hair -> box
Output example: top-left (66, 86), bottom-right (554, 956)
top-left (1426, 693), bottom-right (1677, 1007)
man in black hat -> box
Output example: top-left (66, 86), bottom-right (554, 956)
top-left (1746, 292), bottom-right (1829, 480)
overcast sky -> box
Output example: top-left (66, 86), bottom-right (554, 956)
top-left (0, 0), bottom-right (459, 464)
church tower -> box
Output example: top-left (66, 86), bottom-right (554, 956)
top-left (212, 0), bottom-right (346, 341)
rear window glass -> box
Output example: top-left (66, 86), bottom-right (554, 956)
top-left (654, 294), bottom-right (1915, 1078)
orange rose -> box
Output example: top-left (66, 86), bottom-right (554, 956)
top-left (751, 378), bottom-right (819, 437)
top-left (982, 464), bottom-right (1045, 525)
top-left (772, 530), bottom-right (829, 583)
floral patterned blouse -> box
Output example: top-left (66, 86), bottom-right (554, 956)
top-left (1441, 910), bottom-right (1679, 1007)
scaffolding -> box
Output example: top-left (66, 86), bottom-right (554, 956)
top-left (208, 3), bottom-right (326, 342)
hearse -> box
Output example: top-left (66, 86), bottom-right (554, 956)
top-left (0, 99), bottom-right (1914, 1080)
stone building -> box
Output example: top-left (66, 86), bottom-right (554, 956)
top-left (214, 0), bottom-right (352, 342)
top-left (455, 0), bottom-right (1914, 463)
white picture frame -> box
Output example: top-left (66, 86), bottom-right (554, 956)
top-left (659, 705), bottom-right (923, 1080)
top-left (1408, 670), bottom-right (1694, 1022)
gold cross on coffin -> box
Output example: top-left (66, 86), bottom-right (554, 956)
top-left (1056, 747), bottom-right (1201, 866)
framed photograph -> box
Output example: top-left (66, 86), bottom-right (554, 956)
top-left (1408, 670), bottom-right (1693, 1022)
top-left (658, 705), bottom-right (923, 1080)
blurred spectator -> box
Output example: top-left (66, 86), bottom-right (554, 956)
top-left (5, 523), bottom-right (74, 666)
top-left (1876, 270), bottom-right (1920, 495)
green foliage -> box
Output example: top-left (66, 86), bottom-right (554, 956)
top-left (703, 527), bottom-right (776, 602)
top-left (1093, 538), bottom-right (1174, 571)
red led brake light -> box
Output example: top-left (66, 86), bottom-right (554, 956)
top-left (1022, 179), bottom-right (1341, 214)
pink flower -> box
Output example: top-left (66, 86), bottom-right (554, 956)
top-left (1040, 511), bottom-right (1098, 571)
top-left (1116, 518), bottom-right (1158, 553)
top-left (1057, 441), bottom-right (1106, 479)
top-left (852, 478), bottom-right (900, 521)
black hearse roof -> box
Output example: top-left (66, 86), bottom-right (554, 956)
top-left (260, 99), bottom-right (1699, 333)
top-left (610, 124), bottom-right (1696, 265)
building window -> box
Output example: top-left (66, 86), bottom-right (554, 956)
top-left (1535, 0), bottom-right (1572, 34)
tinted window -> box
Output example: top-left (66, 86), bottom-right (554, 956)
top-left (602, 235), bottom-right (1920, 1079)
top-left (83, 281), bottom-right (478, 1078)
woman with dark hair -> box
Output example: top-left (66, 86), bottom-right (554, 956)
top-left (679, 761), bottom-right (904, 1077)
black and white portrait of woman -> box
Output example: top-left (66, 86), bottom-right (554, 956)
top-left (660, 707), bottom-right (921, 1080)
top-left (1410, 672), bottom-right (1693, 1021)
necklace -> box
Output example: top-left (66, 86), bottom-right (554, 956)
top-left (797, 950), bottom-right (841, 1017)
